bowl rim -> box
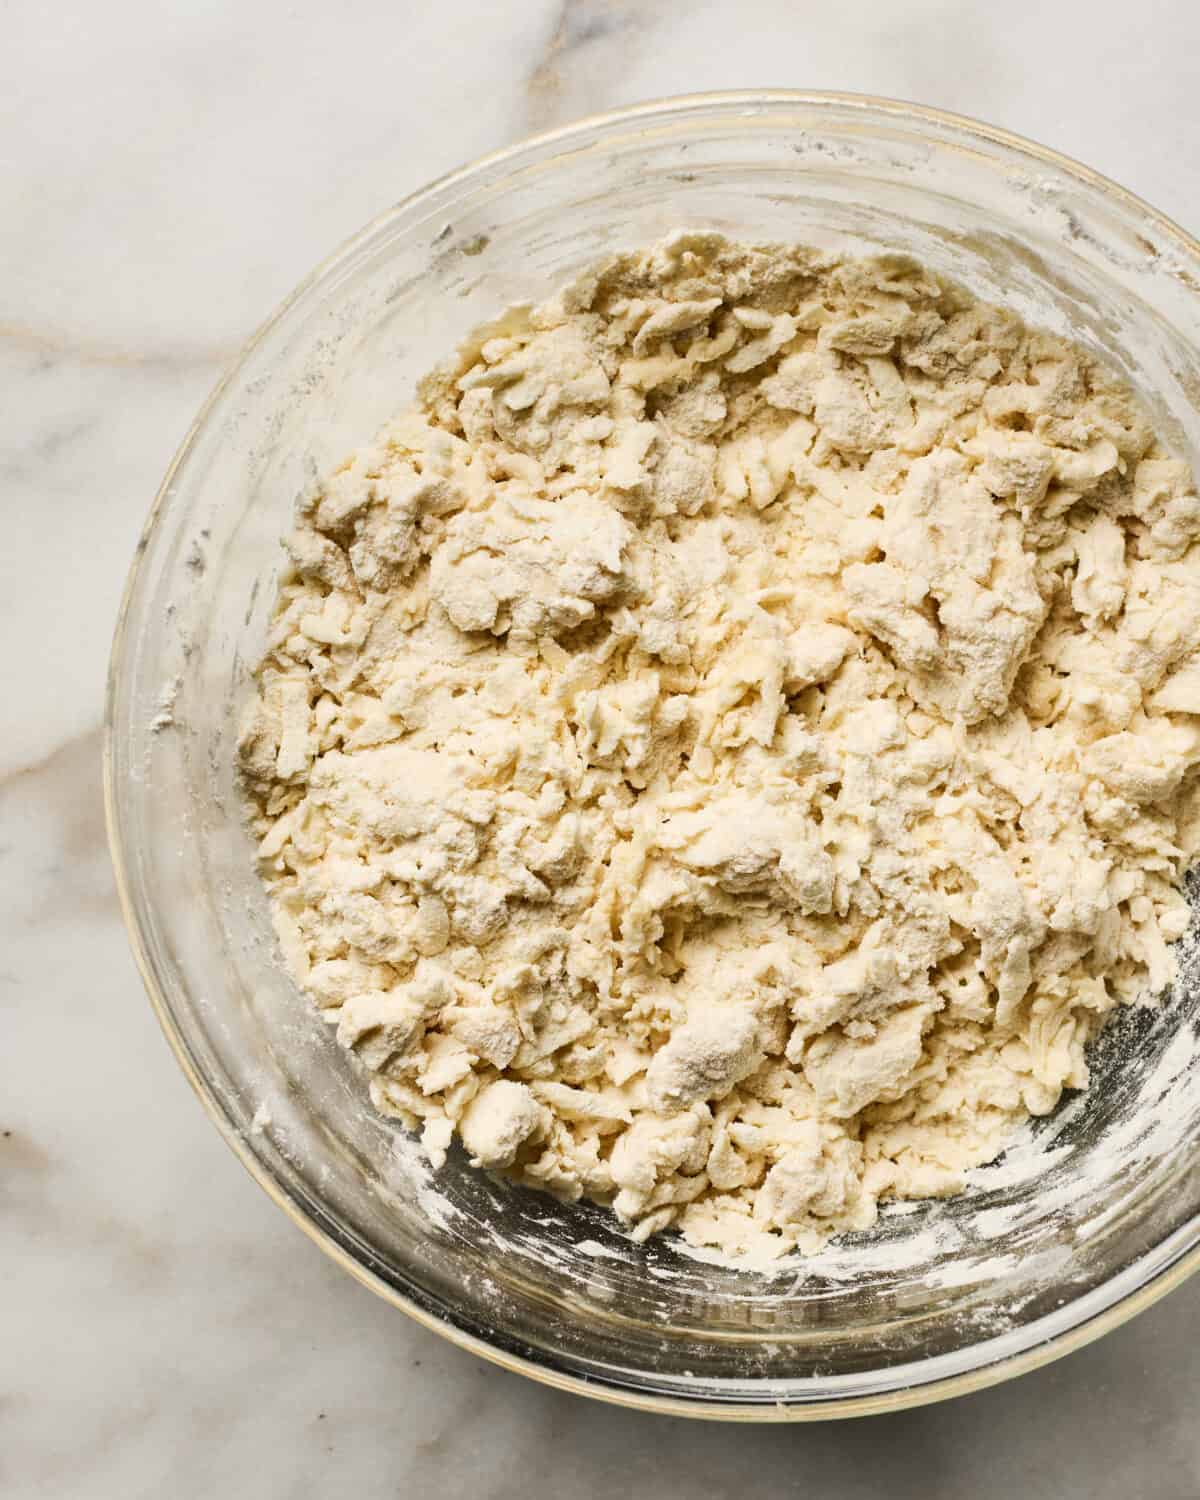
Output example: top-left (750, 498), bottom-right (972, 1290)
top-left (105, 87), bottom-right (1200, 1421)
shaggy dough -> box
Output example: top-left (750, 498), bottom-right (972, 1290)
top-left (240, 234), bottom-right (1200, 1260)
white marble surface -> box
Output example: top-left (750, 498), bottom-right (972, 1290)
top-left (6, 1), bottom-right (1200, 1494)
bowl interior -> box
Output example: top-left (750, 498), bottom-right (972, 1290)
top-left (108, 95), bottom-right (1200, 1414)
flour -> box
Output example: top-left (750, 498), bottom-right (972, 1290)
top-left (239, 233), bottom-right (1200, 1261)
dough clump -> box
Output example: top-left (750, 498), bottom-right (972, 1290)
top-left (241, 234), bottom-right (1200, 1259)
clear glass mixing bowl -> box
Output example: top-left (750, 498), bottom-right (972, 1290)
top-left (106, 92), bottom-right (1200, 1418)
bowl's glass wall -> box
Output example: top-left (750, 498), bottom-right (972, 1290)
top-left (108, 95), bottom-right (1200, 1414)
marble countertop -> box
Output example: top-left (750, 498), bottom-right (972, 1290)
top-left (6, 2), bottom-right (1200, 1494)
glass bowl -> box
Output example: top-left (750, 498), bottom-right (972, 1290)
top-left (106, 91), bottom-right (1200, 1419)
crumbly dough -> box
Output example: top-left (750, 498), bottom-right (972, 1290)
top-left (240, 234), bottom-right (1200, 1260)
